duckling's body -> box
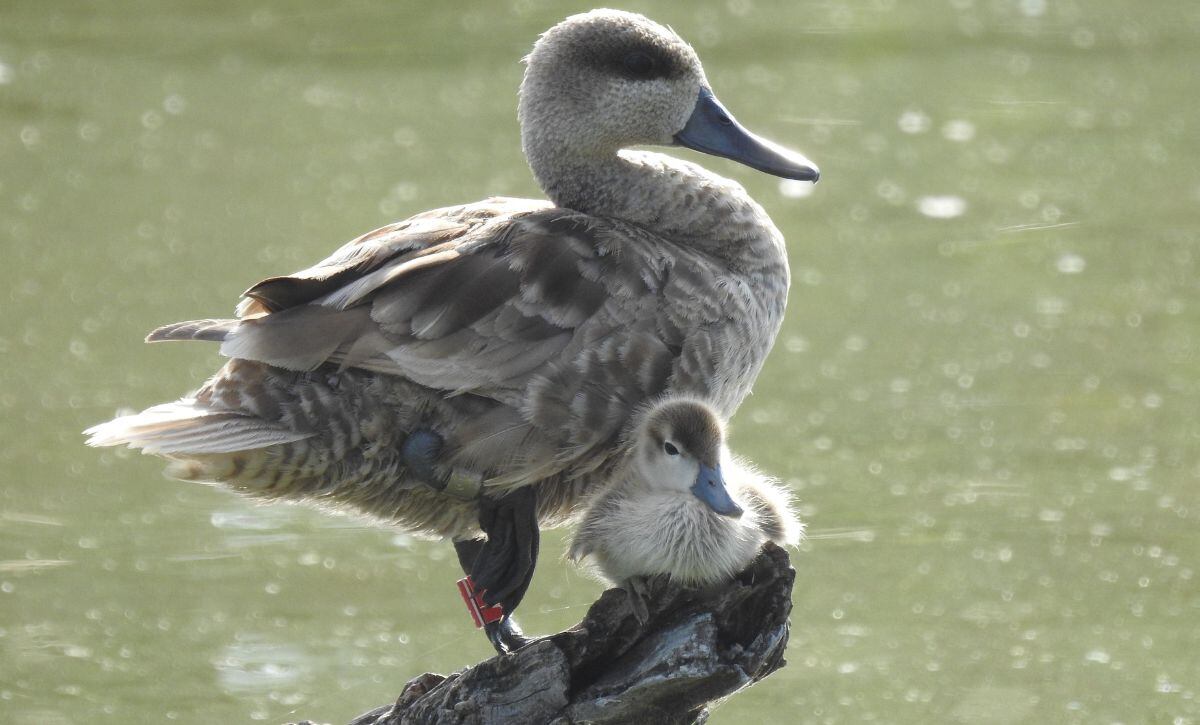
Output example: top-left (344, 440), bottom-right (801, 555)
top-left (569, 399), bottom-right (801, 587)
top-left (85, 10), bottom-right (818, 648)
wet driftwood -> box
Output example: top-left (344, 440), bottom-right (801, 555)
top-left (300, 543), bottom-right (794, 725)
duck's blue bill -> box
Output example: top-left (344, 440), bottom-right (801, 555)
top-left (691, 463), bottom-right (744, 518)
top-left (674, 87), bottom-right (819, 182)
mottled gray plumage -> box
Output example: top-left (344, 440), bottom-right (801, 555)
top-left (568, 398), bottom-right (801, 586)
top-left (85, 9), bottom-right (809, 542)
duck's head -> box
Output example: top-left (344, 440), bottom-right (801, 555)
top-left (519, 9), bottom-right (818, 182)
top-left (632, 398), bottom-right (744, 518)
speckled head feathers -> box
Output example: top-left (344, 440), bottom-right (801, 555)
top-left (519, 10), bottom-right (707, 167)
top-left (530, 10), bottom-right (696, 83)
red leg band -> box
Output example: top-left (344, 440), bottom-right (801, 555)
top-left (457, 576), bottom-right (505, 628)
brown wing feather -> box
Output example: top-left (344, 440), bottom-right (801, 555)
top-left (240, 216), bottom-right (470, 314)
top-left (148, 195), bottom-right (744, 489)
top-left (213, 200), bottom-right (617, 389)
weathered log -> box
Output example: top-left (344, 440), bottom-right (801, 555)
top-left (298, 543), bottom-right (795, 725)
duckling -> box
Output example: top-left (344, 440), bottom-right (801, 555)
top-left (569, 398), bottom-right (801, 590)
top-left (85, 10), bottom-right (817, 653)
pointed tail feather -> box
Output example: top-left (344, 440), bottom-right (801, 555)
top-left (146, 319), bottom-right (241, 344)
top-left (84, 399), bottom-right (312, 455)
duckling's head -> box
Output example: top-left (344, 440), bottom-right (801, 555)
top-left (631, 398), bottom-right (744, 518)
top-left (520, 10), bottom-right (818, 192)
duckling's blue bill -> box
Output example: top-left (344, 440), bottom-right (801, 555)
top-left (674, 87), bottom-right (820, 182)
top-left (692, 463), bottom-right (744, 518)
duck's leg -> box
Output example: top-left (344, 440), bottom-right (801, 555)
top-left (453, 538), bottom-right (531, 654)
top-left (468, 487), bottom-right (540, 654)
top-left (453, 484), bottom-right (540, 652)
top-left (403, 428), bottom-right (539, 654)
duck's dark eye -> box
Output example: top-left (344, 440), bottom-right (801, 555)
top-left (663, 441), bottom-right (679, 456)
top-left (623, 51), bottom-right (656, 78)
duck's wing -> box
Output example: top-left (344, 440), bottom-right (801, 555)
top-left (153, 199), bottom-right (676, 407)
top-left (152, 198), bottom-right (598, 388)
top-left (149, 196), bottom-right (727, 482)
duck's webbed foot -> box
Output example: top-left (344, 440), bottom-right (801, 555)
top-left (624, 576), bottom-right (652, 625)
top-left (486, 616), bottom-right (532, 655)
top-left (452, 488), bottom-right (540, 655)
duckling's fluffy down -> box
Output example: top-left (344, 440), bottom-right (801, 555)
top-left (568, 456), bottom-right (801, 587)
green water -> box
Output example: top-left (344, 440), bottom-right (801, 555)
top-left (3, 2), bottom-right (1198, 723)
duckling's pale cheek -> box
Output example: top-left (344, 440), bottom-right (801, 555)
top-left (663, 458), bottom-right (702, 493)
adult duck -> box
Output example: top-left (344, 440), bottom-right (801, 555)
top-left (569, 397), bottom-right (801, 591)
top-left (85, 9), bottom-right (818, 653)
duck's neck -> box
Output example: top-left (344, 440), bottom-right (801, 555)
top-left (525, 141), bottom-right (786, 265)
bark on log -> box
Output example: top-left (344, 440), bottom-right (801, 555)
top-left (299, 543), bottom-right (795, 725)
